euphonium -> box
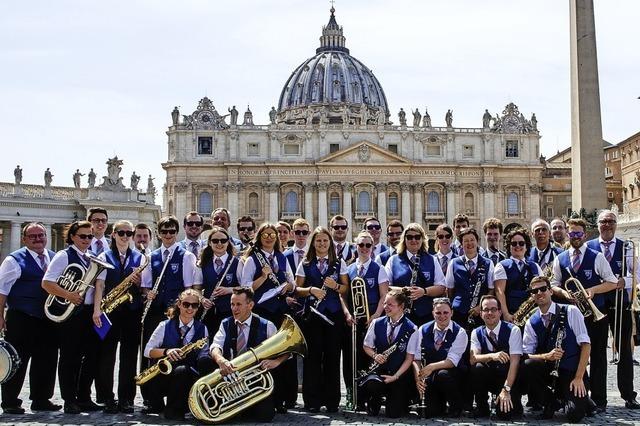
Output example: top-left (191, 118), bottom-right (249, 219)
top-left (564, 276), bottom-right (606, 322)
top-left (135, 337), bottom-right (207, 385)
top-left (188, 315), bottom-right (307, 423)
top-left (511, 296), bottom-right (539, 327)
top-left (348, 276), bottom-right (370, 411)
top-left (45, 254), bottom-right (114, 323)
top-left (101, 248), bottom-right (150, 315)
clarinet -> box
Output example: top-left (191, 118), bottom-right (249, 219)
top-left (403, 254), bottom-right (420, 312)
top-left (248, 242), bottom-right (284, 290)
top-left (199, 257), bottom-right (235, 320)
top-left (549, 309), bottom-right (567, 390)
top-left (313, 258), bottom-right (341, 311)
top-left (467, 263), bottom-right (487, 328)
top-left (141, 251), bottom-right (171, 325)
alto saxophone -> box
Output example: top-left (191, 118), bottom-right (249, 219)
top-left (135, 336), bottom-right (207, 385)
top-left (101, 248), bottom-right (150, 315)
top-left (511, 296), bottom-right (538, 327)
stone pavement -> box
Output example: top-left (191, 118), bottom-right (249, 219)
top-left (2, 348), bottom-right (640, 426)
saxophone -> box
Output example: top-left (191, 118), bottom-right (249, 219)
top-left (101, 249), bottom-right (150, 315)
top-left (511, 296), bottom-right (539, 327)
top-left (135, 337), bottom-right (207, 385)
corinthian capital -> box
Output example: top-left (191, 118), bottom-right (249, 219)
top-left (375, 182), bottom-right (387, 192)
top-left (342, 182), bottom-right (354, 192)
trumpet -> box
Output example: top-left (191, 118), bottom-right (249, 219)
top-left (101, 246), bottom-right (150, 315)
top-left (563, 272), bottom-right (606, 322)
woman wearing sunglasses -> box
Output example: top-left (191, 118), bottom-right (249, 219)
top-left (494, 228), bottom-right (542, 325)
top-left (385, 223), bottom-right (446, 327)
top-left (91, 220), bottom-right (146, 413)
top-left (195, 226), bottom-right (243, 336)
top-left (434, 224), bottom-right (455, 278)
top-left (143, 288), bottom-right (208, 420)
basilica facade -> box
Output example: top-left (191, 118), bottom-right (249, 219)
top-left (162, 8), bottom-right (543, 240)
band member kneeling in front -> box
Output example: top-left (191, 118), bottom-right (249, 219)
top-left (361, 290), bottom-right (416, 417)
top-left (470, 295), bottom-right (523, 419)
top-left (522, 276), bottom-right (590, 422)
top-left (407, 297), bottom-right (468, 418)
top-left (203, 287), bottom-right (288, 423)
top-left (142, 289), bottom-right (208, 420)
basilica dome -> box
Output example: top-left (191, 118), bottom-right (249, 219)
top-left (276, 8), bottom-right (390, 125)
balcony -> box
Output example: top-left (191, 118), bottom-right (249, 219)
top-left (354, 210), bottom-right (376, 219)
top-left (425, 211), bottom-right (445, 218)
top-left (280, 211), bottom-right (302, 220)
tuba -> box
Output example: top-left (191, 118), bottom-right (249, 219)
top-left (101, 249), bottom-right (150, 315)
top-left (188, 315), bottom-right (306, 423)
top-left (564, 276), bottom-right (606, 322)
top-left (511, 296), bottom-right (539, 327)
top-left (45, 254), bottom-right (114, 323)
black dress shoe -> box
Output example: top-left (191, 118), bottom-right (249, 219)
top-left (625, 398), bottom-right (640, 409)
top-left (325, 406), bottom-right (338, 413)
top-left (366, 399), bottom-right (380, 416)
top-left (141, 404), bottom-right (164, 414)
top-left (594, 405), bottom-right (606, 414)
top-left (3, 406), bottom-right (25, 414)
top-left (104, 400), bottom-right (119, 414)
top-left (31, 400), bottom-right (62, 411)
top-left (64, 403), bottom-right (81, 414)
top-left (77, 400), bottom-right (102, 411)
top-left (164, 410), bottom-right (185, 420)
top-left (307, 406), bottom-right (320, 413)
top-left (118, 401), bottom-right (134, 413)
top-left (275, 404), bottom-right (287, 414)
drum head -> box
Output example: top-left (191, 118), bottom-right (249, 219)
top-left (0, 341), bottom-right (20, 384)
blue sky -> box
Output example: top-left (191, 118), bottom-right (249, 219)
top-left (2, 0), bottom-right (638, 191)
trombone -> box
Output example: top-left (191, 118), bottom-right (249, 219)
top-left (612, 240), bottom-right (637, 364)
top-left (348, 277), bottom-right (370, 411)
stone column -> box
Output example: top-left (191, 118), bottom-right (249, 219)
top-left (400, 182), bottom-right (412, 225)
top-left (342, 183), bottom-right (353, 235)
top-left (413, 183), bottom-right (424, 225)
top-left (529, 183), bottom-right (541, 220)
top-left (174, 183), bottom-right (189, 239)
top-left (268, 182), bottom-right (279, 224)
top-left (317, 182), bottom-right (328, 228)
top-left (445, 182), bottom-right (458, 224)
top-left (376, 183), bottom-right (387, 243)
top-left (303, 182), bottom-right (315, 226)
top-left (10, 221), bottom-right (22, 252)
top-left (43, 223), bottom-right (52, 250)
top-left (226, 182), bottom-right (239, 237)
top-left (481, 182), bottom-right (496, 219)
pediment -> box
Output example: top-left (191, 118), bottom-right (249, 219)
top-left (318, 141), bottom-right (411, 164)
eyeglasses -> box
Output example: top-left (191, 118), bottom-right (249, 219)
top-left (25, 233), bottom-right (45, 240)
top-left (294, 230), bottom-right (310, 236)
top-left (332, 225), bottom-right (348, 231)
top-left (510, 241), bottom-right (526, 247)
top-left (405, 234), bottom-right (422, 241)
top-left (90, 218), bottom-right (107, 224)
top-left (115, 230), bottom-right (134, 237)
top-left (568, 231), bottom-right (585, 239)
top-left (159, 229), bottom-right (177, 235)
top-left (238, 226), bottom-right (254, 232)
top-left (76, 234), bottom-right (94, 240)
top-left (186, 221), bottom-right (203, 227)
top-left (358, 243), bottom-right (373, 248)
top-left (481, 307), bottom-right (499, 313)
top-left (598, 219), bottom-right (616, 225)
top-left (210, 238), bottom-right (228, 245)
top-left (437, 234), bottom-right (452, 240)
top-left (528, 286), bottom-right (549, 295)
top-left (181, 301), bottom-right (200, 309)
top-left (387, 231), bottom-right (402, 237)
top-left (261, 233), bottom-right (276, 238)
top-left (366, 224), bottom-right (381, 231)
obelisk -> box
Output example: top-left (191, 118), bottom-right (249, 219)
top-left (570, 0), bottom-right (606, 211)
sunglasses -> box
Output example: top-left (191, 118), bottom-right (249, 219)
top-left (181, 301), bottom-right (200, 309)
top-left (261, 233), bottom-right (276, 238)
top-left (210, 238), bottom-right (228, 245)
top-left (76, 234), bottom-right (94, 240)
top-left (332, 225), bottom-right (348, 231)
top-left (159, 229), bottom-right (177, 235)
top-left (238, 226), bottom-right (254, 232)
top-left (437, 234), bottom-right (452, 240)
top-left (405, 234), bottom-right (422, 241)
top-left (528, 286), bottom-right (549, 295)
top-left (186, 221), bottom-right (203, 227)
top-left (358, 243), bottom-right (373, 248)
top-left (568, 231), bottom-right (585, 239)
top-left (387, 231), bottom-right (402, 237)
top-left (510, 241), bottom-right (526, 247)
top-left (294, 230), bottom-right (310, 236)
top-left (366, 224), bottom-right (382, 231)
top-left (115, 230), bottom-right (134, 237)
top-left (26, 233), bottom-right (46, 240)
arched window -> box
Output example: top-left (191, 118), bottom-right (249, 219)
top-left (427, 191), bottom-right (440, 213)
top-left (388, 192), bottom-right (399, 216)
top-left (507, 192), bottom-right (519, 215)
top-left (329, 192), bottom-right (340, 215)
top-left (464, 192), bottom-right (474, 214)
top-left (198, 192), bottom-right (213, 216)
top-left (285, 191), bottom-right (298, 213)
top-left (357, 190), bottom-right (371, 213)
top-left (248, 192), bottom-right (259, 214)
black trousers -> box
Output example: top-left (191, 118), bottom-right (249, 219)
top-left (422, 368), bottom-right (463, 416)
top-left (585, 315), bottom-right (609, 407)
top-left (0, 309), bottom-right (58, 408)
top-left (201, 308), bottom-right (229, 339)
top-left (140, 307), bottom-right (166, 402)
top-left (96, 308), bottom-right (141, 404)
top-left (147, 364), bottom-right (198, 416)
top-left (523, 358), bottom-right (587, 422)
top-left (303, 310), bottom-right (344, 409)
top-left (470, 362), bottom-right (523, 417)
top-left (340, 317), bottom-right (367, 398)
top-left (608, 304), bottom-right (637, 401)
top-left (362, 371), bottom-right (413, 418)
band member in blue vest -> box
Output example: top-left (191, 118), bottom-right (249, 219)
top-left (143, 289), bottom-right (209, 420)
top-left (92, 220), bottom-right (144, 414)
top-left (276, 221), bottom-right (293, 250)
top-left (434, 224), bottom-right (455, 279)
top-left (386, 223), bottom-right (446, 326)
top-left (179, 211), bottom-right (204, 258)
top-left (376, 220), bottom-right (404, 266)
top-left (194, 227), bottom-right (242, 337)
top-left (241, 222), bottom-right (295, 414)
top-left (528, 219), bottom-right (563, 271)
top-left (470, 295), bottom-right (523, 419)
top-left (361, 290), bottom-right (416, 417)
top-left (551, 218), bottom-right (617, 413)
top-left (445, 227), bottom-right (494, 330)
top-left (586, 210), bottom-right (640, 409)
top-left (494, 228), bottom-right (542, 324)
top-left (208, 287), bottom-right (288, 422)
top-left (450, 214), bottom-right (469, 257)
top-left (0, 222), bottom-right (58, 414)
top-left (88, 207), bottom-right (110, 256)
top-left (522, 276), bottom-right (590, 422)
top-left (210, 208), bottom-right (244, 253)
top-left (407, 297), bottom-right (468, 418)
top-left (295, 226), bottom-right (349, 413)
top-left (330, 215), bottom-right (356, 265)
top-left (363, 217), bottom-right (388, 260)
top-left (42, 221), bottom-right (99, 414)
top-left (482, 218), bottom-right (507, 266)
top-left (284, 218), bottom-right (310, 274)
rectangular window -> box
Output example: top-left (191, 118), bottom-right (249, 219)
top-left (546, 206), bottom-right (554, 217)
top-left (388, 144), bottom-right (398, 154)
top-left (198, 136), bottom-right (212, 155)
top-left (283, 144), bottom-right (300, 155)
top-left (567, 207), bottom-right (572, 217)
top-left (463, 145), bottom-right (474, 158)
top-left (608, 191), bottom-right (614, 199)
top-left (330, 143), bottom-right (340, 153)
top-left (247, 143), bottom-right (259, 156)
top-left (505, 140), bottom-right (519, 158)
top-left (546, 196), bottom-right (553, 203)
top-left (426, 145), bottom-right (441, 156)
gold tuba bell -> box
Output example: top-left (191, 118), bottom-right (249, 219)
top-left (188, 315), bottom-right (307, 423)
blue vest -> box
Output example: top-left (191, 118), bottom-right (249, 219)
top-left (337, 242), bottom-right (356, 264)
top-left (201, 256), bottom-right (240, 315)
top-left (347, 261), bottom-right (382, 314)
top-left (372, 316), bottom-right (416, 373)
top-left (483, 249), bottom-right (507, 266)
top-left (474, 321), bottom-right (513, 354)
top-left (451, 255), bottom-right (491, 314)
top-left (420, 320), bottom-right (462, 365)
top-left (377, 248), bottom-right (395, 266)
top-left (586, 238), bottom-right (628, 306)
top-left (501, 258), bottom-right (539, 314)
top-left (103, 248), bottom-right (143, 311)
top-left (527, 245), bottom-right (563, 267)
top-left (8, 247), bottom-right (55, 318)
top-left (150, 246), bottom-right (186, 310)
top-left (558, 248), bottom-right (606, 309)
top-left (221, 314), bottom-right (269, 359)
top-left (530, 304), bottom-right (579, 371)
top-left (159, 318), bottom-right (206, 368)
top-left (388, 252), bottom-right (437, 316)
top-left (302, 259), bottom-right (342, 314)
top-left (250, 251), bottom-right (288, 314)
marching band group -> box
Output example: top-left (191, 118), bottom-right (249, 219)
top-left (1, 206), bottom-right (639, 423)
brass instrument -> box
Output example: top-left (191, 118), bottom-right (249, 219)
top-left (135, 336), bottom-right (207, 385)
top-left (348, 276), bottom-right (370, 411)
top-left (564, 273), bottom-right (606, 322)
top-left (101, 247), bottom-right (150, 315)
top-left (511, 296), bottom-right (539, 327)
top-left (188, 315), bottom-right (307, 423)
top-left (45, 254), bottom-right (114, 323)
top-left (141, 250), bottom-right (171, 325)
top-left (612, 240), bottom-right (634, 364)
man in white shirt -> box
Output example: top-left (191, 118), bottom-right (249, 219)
top-left (179, 212), bottom-right (204, 258)
top-left (88, 207), bottom-right (109, 256)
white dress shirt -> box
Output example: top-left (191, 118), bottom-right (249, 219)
top-left (354, 258), bottom-right (389, 284)
top-left (141, 242), bottom-right (200, 288)
top-left (407, 321), bottom-right (469, 366)
top-left (294, 257), bottom-right (348, 278)
top-left (143, 318), bottom-right (210, 358)
top-left (384, 252), bottom-right (447, 288)
top-left (444, 254), bottom-right (495, 289)
top-left (493, 257), bottom-right (543, 281)
top-left (43, 246), bottom-right (95, 304)
top-left (240, 249), bottom-right (294, 287)
top-left (89, 236), bottom-right (110, 255)
top-left (210, 314), bottom-right (277, 355)
top-left (550, 245), bottom-right (617, 287)
top-left (522, 302), bottom-right (590, 354)
top-left (470, 320), bottom-right (523, 355)
top-left (0, 248), bottom-right (51, 296)
top-left (363, 315), bottom-right (416, 348)
top-left (193, 253), bottom-right (244, 285)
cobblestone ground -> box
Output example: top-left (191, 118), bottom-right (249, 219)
top-left (2, 348), bottom-right (640, 426)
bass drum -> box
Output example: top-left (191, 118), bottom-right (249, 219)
top-left (0, 338), bottom-right (21, 384)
